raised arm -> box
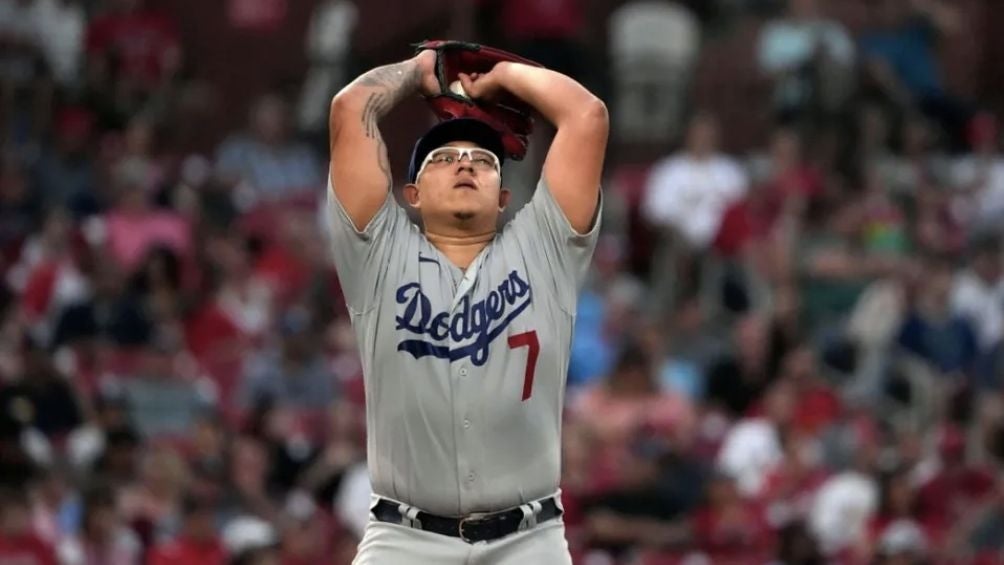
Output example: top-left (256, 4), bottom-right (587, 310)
top-left (328, 51), bottom-right (438, 230)
top-left (460, 63), bottom-right (609, 233)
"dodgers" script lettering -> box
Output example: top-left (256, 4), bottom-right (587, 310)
top-left (395, 270), bottom-right (532, 366)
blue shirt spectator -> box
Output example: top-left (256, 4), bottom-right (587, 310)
top-left (897, 310), bottom-right (977, 375)
top-left (860, 17), bottom-right (942, 99)
top-left (896, 257), bottom-right (978, 375)
top-left (215, 93), bottom-right (323, 207)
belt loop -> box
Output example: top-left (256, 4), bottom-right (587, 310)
top-left (518, 499), bottom-right (543, 531)
top-left (517, 504), bottom-right (534, 531)
top-left (399, 503), bottom-right (423, 529)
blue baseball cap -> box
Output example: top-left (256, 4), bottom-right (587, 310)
top-left (407, 118), bottom-right (505, 183)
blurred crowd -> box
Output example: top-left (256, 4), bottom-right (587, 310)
top-left (1, 0), bottom-right (1004, 564)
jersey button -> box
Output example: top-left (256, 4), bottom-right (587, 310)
top-left (467, 472), bottom-right (476, 482)
top-left (463, 419), bottom-right (471, 429)
top-left (459, 366), bottom-right (469, 377)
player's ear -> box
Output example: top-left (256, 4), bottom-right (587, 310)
top-left (403, 183), bottom-right (421, 209)
top-left (498, 187), bottom-right (511, 212)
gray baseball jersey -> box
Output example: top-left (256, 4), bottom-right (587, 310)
top-left (326, 174), bottom-right (600, 517)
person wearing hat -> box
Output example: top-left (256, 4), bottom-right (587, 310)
top-left (327, 44), bottom-right (607, 563)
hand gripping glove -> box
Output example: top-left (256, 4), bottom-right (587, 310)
top-left (414, 39), bottom-right (543, 161)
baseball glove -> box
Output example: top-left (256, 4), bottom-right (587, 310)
top-left (414, 39), bottom-right (543, 161)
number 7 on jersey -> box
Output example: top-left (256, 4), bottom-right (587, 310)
top-left (508, 331), bottom-right (539, 401)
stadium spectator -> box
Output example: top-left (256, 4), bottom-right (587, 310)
top-left (690, 470), bottom-right (776, 561)
top-left (51, 258), bottom-right (152, 349)
top-left (33, 107), bottom-right (99, 217)
top-left (704, 313), bottom-right (776, 418)
top-left (0, 486), bottom-right (57, 565)
top-left (239, 307), bottom-right (337, 411)
top-left (952, 112), bottom-right (1004, 236)
top-left (859, 0), bottom-right (971, 149)
top-left (581, 436), bottom-right (694, 560)
top-left (572, 343), bottom-right (695, 488)
top-left (643, 112), bottom-right (749, 313)
top-left (146, 495), bottom-right (225, 565)
top-left (57, 483), bottom-right (143, 565)
top-left (215, 93), bottom-right (323, 207)
top-left (896, 255), bottom-right (978, 378)
top-left (757, 0), bottom-right (855, 121)
top-left (0, 335), bottom-right (85, 441)
top-left (85, 0), bottom-right (181, 92)
top-left (643, 113), bottom-right (749, 251)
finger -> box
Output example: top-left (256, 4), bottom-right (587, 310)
top-left (458, 73), bottom-right (477, 97)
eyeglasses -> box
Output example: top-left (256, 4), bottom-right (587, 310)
top-left (415, 147), bottom-right (500, 181)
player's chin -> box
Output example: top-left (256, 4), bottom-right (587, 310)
top-left (447, 206), bottom-right (477, 220)
top-left (446, 202), bottom-right (491, 221)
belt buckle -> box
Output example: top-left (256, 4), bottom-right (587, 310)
top-left (458, 515), bottom-right (480, 544)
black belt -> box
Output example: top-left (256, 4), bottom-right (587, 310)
top-left (372, 496), bottom-right (562, 544)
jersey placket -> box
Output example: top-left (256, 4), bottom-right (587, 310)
top-left (453, 353), bottom-right (478, 508)
top-left (449, 252), bottom-right (487, 513)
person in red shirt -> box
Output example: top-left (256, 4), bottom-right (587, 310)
top-left (741, 344), bottom-right (841, 437)
top-left (251, 211), bottom-right (326, 308)
top-left (916, 425), bottom-right (996, 538)
top-left (759, 429), bottom-right (829, 530)
top-left (869, 468), bottom-right (942, 556)
top-left (761, 128), bottom-right (824, 201)
top-left (780, 344), bottom-right (842, 434)
top-left (691, 472), bottom-right (776, 564)
top-left (147, 495), bottom-right (226, 565)
top-left (714, 128), bottom-right (821, 261)
top-left (478, 0), bottom-right (586, 82)
top-left (85, 0), bottom-right (181, 91)
top-left (0, 487), bottom-right (56, 565)
top-left (278, 505), bottom-right (336, 565)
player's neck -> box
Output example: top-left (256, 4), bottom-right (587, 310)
top-left (425, 229), bottom-right (496, 270)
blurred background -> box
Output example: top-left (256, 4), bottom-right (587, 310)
top-left (2, 0), bottom-right (1004, 563)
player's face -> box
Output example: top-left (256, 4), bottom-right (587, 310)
top-left (405, 141), bottom-right (509, 227)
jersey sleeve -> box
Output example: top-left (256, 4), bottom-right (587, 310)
top-left (324, 173), bottom-right (411, 314)
top-left (504, 177), bottom-right (602, 314)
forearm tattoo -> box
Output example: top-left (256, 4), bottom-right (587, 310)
top-left (352, 61), bottom-right (421, 189)
top-left (357, 62), bottom-right (419, 137)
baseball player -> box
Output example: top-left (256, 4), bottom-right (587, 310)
top-left (326, 41), bottom-right (608, 564)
